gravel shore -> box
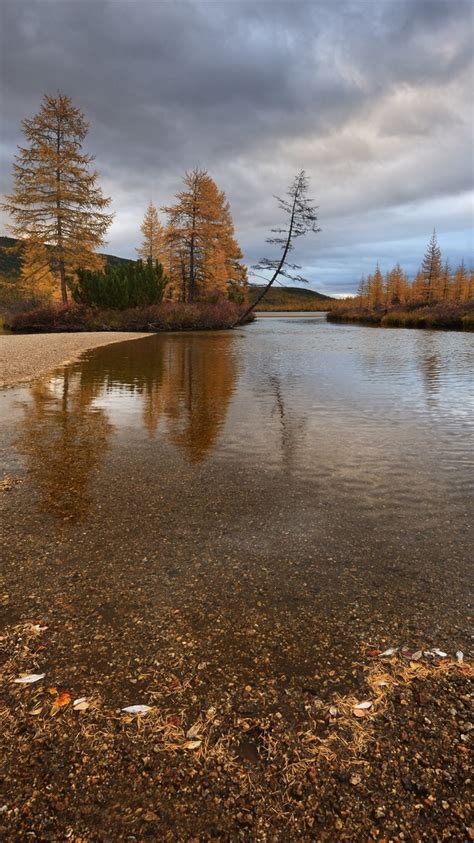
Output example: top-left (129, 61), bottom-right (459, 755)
top-left (0, 331), bottom-right (150, 388)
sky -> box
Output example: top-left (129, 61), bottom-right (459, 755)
top-left (0, 0), bottom-right (473, 296)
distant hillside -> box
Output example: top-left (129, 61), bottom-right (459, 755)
top-left (1, 238), bottom-right (332, 311)
top-left (0, 236), bottom-right (131, 279)
top-left (249, 284), bottom-right (332, 311)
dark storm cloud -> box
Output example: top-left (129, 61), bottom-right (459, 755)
top-left (1, 0), bottom-right (472, 293)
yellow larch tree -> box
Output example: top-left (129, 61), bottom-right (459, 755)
top-left (2, 93), bottom-right (113, 304)
top-left (162, 168), bottom-right (246, 302)
top-left (136, 202), bottom-right (165, 264)
top-left (451, 260), bottom-right (468, 301)
top-left (369, 264), bottom-right (384, 308)
top-left (385, 263), bottom-right (407, 305)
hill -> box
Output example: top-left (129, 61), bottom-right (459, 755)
top-left (249, 284), bottom-right (332, 311)
top-left (1, 238), bottom-right (332, 311)
top-left (0, 236), bottom-right (131, 279)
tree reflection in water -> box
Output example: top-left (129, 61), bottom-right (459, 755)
top-left (17, 334), bottom-right (239, 519)
top-left (17, 370), bottom-right (112, 521)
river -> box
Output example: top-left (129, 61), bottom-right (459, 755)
top-left (1, 314), bottom-right (472, 701)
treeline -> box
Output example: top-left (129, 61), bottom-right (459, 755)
top-left (1, 93), bottom-right (247, 310)
top-left (327, 231), bottom-right (473, 330)
top-left (354, 231), bottom-right (472, 309)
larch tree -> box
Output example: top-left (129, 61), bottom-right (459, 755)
top-left (385, 263), bottom-right (406, 305)
top-left (235, 171), bottom-right (320, 325)
top-left (137, 202), bottom-right (165, 264)
top-left (2, 92), bottom-right (114, 304)
top-left (421, 229), bottom-right (442, 303)
top-left (369, 264), bottom-right (384, 308)
top-left (162, 168), bottom-right (246, 302)
top-left (452, 260), bottom-right (468, 301)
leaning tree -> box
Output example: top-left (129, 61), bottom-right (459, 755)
top-left (234, 171), bottom-right (320, 326)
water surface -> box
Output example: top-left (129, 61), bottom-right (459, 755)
top-left (1, 316), bottom-right (472, 700)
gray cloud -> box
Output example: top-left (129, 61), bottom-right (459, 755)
top-left (1, 0), bottom-right (472, 294)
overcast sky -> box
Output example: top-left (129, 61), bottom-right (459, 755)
top-left (1, 0), bottom-right (473, 295)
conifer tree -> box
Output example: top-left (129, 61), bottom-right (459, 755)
top-left (421, 229), bottom-right (442, 303)
top-left (385, 263), bottom-right (405, 305)
top-left (370, 264), bottom-right (384, 308)
top-left (162, 168), bottom-right (246, 302)
top-left (2, 93), bottom-right (113, 304)
top-left (410, 270), bottom-right (423, 302)
top-left (137, 202), bottom-right (165, 264)
top-left (452, 259), bottom-right (468, 301)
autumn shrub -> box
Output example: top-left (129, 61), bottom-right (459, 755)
top-left (327, 301), bottom-right (474, 330)
top-left (8, 304), bottom-right (90, 332)
top-left (6, 300), bottom-right (255, 333)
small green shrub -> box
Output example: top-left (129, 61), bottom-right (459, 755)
top-left (72, 259), bottom-right (168, 309)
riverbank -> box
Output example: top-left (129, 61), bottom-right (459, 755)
top-left (5, 300), bottom-right (252, 334)
top-left (0, 332), bottom-right (150, 388)
top-left (1, 619), bottom-right (471, 840)
top-left (327, 301), bottom-right (474, 330)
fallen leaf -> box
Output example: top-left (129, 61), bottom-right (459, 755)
top-left (14, 673), bottom-right (45, 684)
top-left (426, 648), bottom-right (447, 658)
top-left (29, 707), bottom-right (43, 716)
top-left (354, 700), bottom-right (372, 710)
top-left (353, 708), bottom-right (368, 718)
top-left (329, 705), bottom-right (338, 717)
top-left (350, 774), bottom-right (362, 785)
top-left (380, 647), bottom-right (398, 657)
top-left (182, 740), bottom-right (202, 750)
top-left (456, 651), bottom-right (464, 663)
top-left (121, 705), bottom-right (151, 714)
top-left (186, 723), bottom-right (202, 739)
top-left (409, 661), bottom-right (423, 670)
top-left (52, 691), bottom-right (71, 710)
top-left (73, 700), bottom-right (90, 712)
top-left (143, 811), bottom-right (159, 822)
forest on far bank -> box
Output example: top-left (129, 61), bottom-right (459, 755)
top-left (329, 230), bottom-right (473, 330)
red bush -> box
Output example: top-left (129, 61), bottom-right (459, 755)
top-left (6, 301), bottom-right (255, 333)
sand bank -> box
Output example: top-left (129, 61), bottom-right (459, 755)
top-left (0, 331), bottom-right (150, 388)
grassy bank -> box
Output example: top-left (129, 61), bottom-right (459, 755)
top-left (327, 301), bottom-right (474, 330)
top-left (5, 301), bottom-right (254, 333)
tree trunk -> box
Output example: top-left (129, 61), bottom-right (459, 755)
top-left (55, 122), bottom-right (68, 305)
top-left (233, 191), bottom-right (298, 327)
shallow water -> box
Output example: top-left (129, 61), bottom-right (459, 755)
top-left (1, 315), bottom-right (473, 699)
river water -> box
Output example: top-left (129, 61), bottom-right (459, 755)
top-left (1, 315), bottom-right (473, 700)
